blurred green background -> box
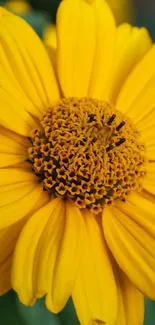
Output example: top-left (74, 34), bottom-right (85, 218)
top-left (21, 0), bottom-right (155, 40)
top-left (2, 0), bottom-right (155, 39)
top-left (0, 290), bottom-right (155, 325)
top-left (0, 0), bottom-right (155, 324)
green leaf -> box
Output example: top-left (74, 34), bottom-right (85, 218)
top-left (0, 290), bottom-right (80, 325)
top-left (20, 11), bottom-right (51, 38)
top-left (58, 298), bottom-right (80, 325)
top-left (0, 290), bottom-right (26, 325)
top-left (16, 296), bottom-right (62, 325)
top-left (144, 298), bottom-right (155, 325)
top-left (3, 292), bottom-right (155, 325)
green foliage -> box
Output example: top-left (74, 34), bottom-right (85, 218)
top-left (144, 298), bottom-right (155, 325)
top-left (20, 11), bottom-right (51, 38)
top-left (0, 290), bottom-right (26, 325)
top-left (0, 291), bottom-right (155, 325)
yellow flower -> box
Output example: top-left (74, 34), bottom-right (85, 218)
top-left (44, 24), bottom-right (57, 49)
top-left (43, 0), bottom-right (133, 48)
top-left (0, 1), bottom-right (154, 325)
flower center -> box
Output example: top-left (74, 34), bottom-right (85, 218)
top-left (28, 97), bottom-right (146, 214)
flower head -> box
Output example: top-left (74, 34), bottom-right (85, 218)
top-left (0, 1), bottom-right (155, 325)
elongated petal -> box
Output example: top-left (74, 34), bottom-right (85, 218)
top-left (34, 201), bottom-right (65, 299)
top-left (57, 0), bottom-right (96, 97)
top-left (44, 25), bottom-right (57, 49)
top-left (103, 192), bottom-right (155, 299)
top-left (109, 24), bottom-right (152, 104)
top-left (0, 126), bottom-right (29, 167)
top-left (87, 0), bottom-right (116, 100)
top-left (120, 74), bottom-right (155, 126)
top-left (116, 45), bottom-right (155, 119)
top-left (0, 8), bottom-right (60, 134)
top-left (0, 72), bottom-right (37, 136)
top-left (0, 189), bottom-right (49, 261)
top-left (72, 210), bottom-right (117, 325)
top-left (0, 189), bottom-right (49, 295)
top-left (137, 108), bottom-right (155, 134)
top-left (0, 216), bottom-right (27, 265)
top-left (142, 190), bottom-right (155, 204)
top-left (46, 201), bottom-right (85, 313)
top-left (0, 185), bottom-right (43, 228)
top-left (12, 199), bottom-right (63, 305)
top-left (143, 163), bottom-right (155, 194)
top-left (0, 168), bottom-right (43, 228)
top-left (0, 219), bottom-right (26, 295)
top-left (57, 0), bottom-right (115, 99)
top-left (0, 168), bottom-right (37, 186)
top-left (136, 106), bottom-right (155, 161)
top-left (113, 263), bottom-right (144, 325)
top-left (12, 198), bottom-right (63, 305)
top-left (137, 107), bottom-right (155, 162)
top-left (46, 46), bottom-right (57, 75)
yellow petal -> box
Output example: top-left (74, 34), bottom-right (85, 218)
top-left (57, 0), bottom-right (96, 97)
top-left (140, 126), bottom-right (155, 161)
top-left (57, 0), bottom-right (115, 99)
top-left (109, 24), bottom-right (152, 104)
top-left (136, 108), bottom-right (155, 162)
top-left (0, 126), bottom-right (30, 147)
top-left (120, 74), bottom-right (155, 125)
top-left (0, 168), bottom-right (43, 228)
top-left (103, 192), bottom-right (155, 299)
top-left (46, 201), bottom-right (85, 313)
top-left (114, 263), bottom-right (144, 325)
top-left (87, 0), bottom-right (116, 100)
top-left (0, 126), bottom-right (29, 167)
top-left (0, 188), bottom-right (49, 263)
top-left (142, 190), bottom-right (155, 205)
top-left (44, 25), bottom-right (57, 49)
top-left (137, 107), bottom-right (155, 134)
top-left (35, 200), bottom-right (65, 299)
top-left (0, 8), bottom-right (60, 128)
top-left (0, 69), bottom-right (37, 136)
top-left (0, 221), bottom-right (24, 264)
top-left (141, 127), bottom-right (155, 145)
top-left (12, 161), bottom-right (34, 170)
top-left (0, 219), bottom-right (26, 295)
top-left (72, 210), bottom-right (117, 325)
top-left (143, 163), bottom-right (155, 194)
top-left (0, 184), bottom-right (43, 228)
top-left (0, 168), bottom-right (37, 185)
top-left (0, 189), bottom-right (49, 295)
top-left (146, 146), bottom-right (155, 161)
top-left (46, 46), bottom-right (57, 75)
top-left (116, 45), bottom-right (155, 118)
top-left (12, 198), bottom-right (62, 306)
